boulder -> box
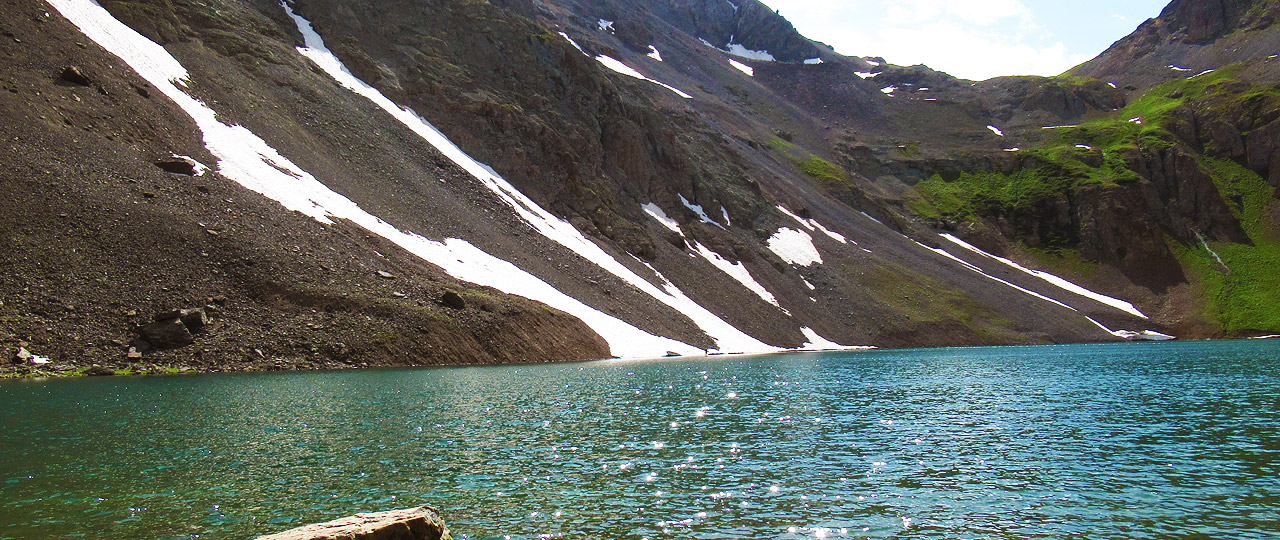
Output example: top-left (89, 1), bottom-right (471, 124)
top-left (137, 317), bottom-right (194, 349)
top-left (153, 158), bottom-right (199, 175)
top-left (255, 506), bottom-right (451, 540)
top-left (85, 366), bottom-right (114, 376)
top-left (178, 308), bottom-right (209, 334)
top-left (59, 65), bottom-right (92, 86)
top-left (440, 292), bottom-right (465, 310)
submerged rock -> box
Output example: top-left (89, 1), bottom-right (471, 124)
top-left (255, 506), bottom-right (451, 540)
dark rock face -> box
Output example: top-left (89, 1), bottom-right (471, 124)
top-left (1158, 0), bottom-right (1260, 44)
top-left (1071, 0), bottom-right (1279, 90)
top-left (629, 0), bottom-right (821, 62)
top-left (255, 506), bottom-right (451, 540)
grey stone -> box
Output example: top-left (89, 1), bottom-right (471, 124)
top-left (255, 506), bottom-right (451, 540)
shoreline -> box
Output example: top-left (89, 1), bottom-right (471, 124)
top-left (7, 335), bottom-right (1265, 381)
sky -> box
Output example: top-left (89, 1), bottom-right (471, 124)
top-left (756, 0), bottom-right (1173, 80)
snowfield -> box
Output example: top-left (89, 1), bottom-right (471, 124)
top-left (768, 228), bottom-right (823, 266)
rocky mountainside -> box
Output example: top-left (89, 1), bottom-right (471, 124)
top-left (2, 0), bottom-right (1275, 375)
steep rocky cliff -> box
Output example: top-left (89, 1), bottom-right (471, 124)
top-left (2, 0), bottom-right (1273, 375)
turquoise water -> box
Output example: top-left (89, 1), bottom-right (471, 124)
top-left (1, 340), bottom-right (1277, 539)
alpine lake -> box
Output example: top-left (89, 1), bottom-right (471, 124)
top-left (1, 340), bottom-right (1277, 540)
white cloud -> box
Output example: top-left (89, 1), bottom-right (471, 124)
top-left (886, 0), bottom-right (1029, 26)
top-left (759, 0), bottom-right (1104, 80)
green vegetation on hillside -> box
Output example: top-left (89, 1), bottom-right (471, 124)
top-left (910, 65), bottom-right (1280, 222)
top-left (1179, 158), bottom-right (1280, 333)
top-left (769, 137), bottom-right (850, 187)
top-left (909, 63), bottom-right (1280, 333)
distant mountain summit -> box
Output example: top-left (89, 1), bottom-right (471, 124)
top-left (1073, 0), bottom-right (1280, 90)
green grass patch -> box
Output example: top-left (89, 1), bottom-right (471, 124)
top-left (769, 137), bottom-right (851, 187)
top-left (1178, 238), bottom-right (1280, 334)
top-left (1021, 246), bottom-right (1102, 280)
top-left (1178, 157), bottom-right (1280, 333)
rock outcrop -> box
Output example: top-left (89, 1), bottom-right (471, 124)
top-left (256, 506), bottom-right (451, 540)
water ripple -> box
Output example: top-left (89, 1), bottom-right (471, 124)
top-left (0, 341), bottom-right (1277, 539)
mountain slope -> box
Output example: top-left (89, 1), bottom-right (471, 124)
top-left (3, 0), bottom-right (1234, 375)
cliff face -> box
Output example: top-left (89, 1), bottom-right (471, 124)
top-left (3, 0), bottom-right (1276, 375)
top-left (1072, 0), bottom-right (1280, 90)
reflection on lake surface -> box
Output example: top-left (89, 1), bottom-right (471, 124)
top-left (1, 340), bottom-right (1278, 539)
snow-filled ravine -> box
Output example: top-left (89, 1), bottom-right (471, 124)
top-left (48, 0), bottom-right (862, 357)
top-left (913, 233), bottom-right (1169, 340)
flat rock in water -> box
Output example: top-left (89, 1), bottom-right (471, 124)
top-left (255, 506), bottom-right (451, 540)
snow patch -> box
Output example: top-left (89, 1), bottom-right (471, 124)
top-left (598, 19), bottom-right (614, 33)
top-left (1167, 65), bottom-right (1190, 72)
top-left (1107, 82), bottom-right (1118, 88)
top-left (692, 242), bottom-right (779, 308)
top-left (647, 45), bottom-right (663, 62)
top-left (1075, 144), bottom-right (1093, 149)
top-left (913, 240), bottom-right (1074, 311)
top-left (724, 42), bottom-right (776, 62)
top-left (594, 54), bottom-right (693, 98)
top-left (804, 58), bottom-right (823, 65)
top-left (799, 327), bottom-right (871, 351)
top-left (801, 277), bottom-right (816, 290)
top-left (720, 207), bottom-right (732, 227)
top-left (777, 206), bottom-right (847, 244)
top-left (559, 31), bottom-right (586, 54)
top-left (986, 125), bottom-right (1004, 136)
top-left (1004, 147), bottom-right (1021, 152)
top-left (1251, 334), bottom-right (1280, 339)
top-left (768, 228), bottom-right (822, 266)
top-left (642, 202), bottom-right (682, 234)
top-left (881, 86), bottom-right (897, 95)
top-left (1129, 117), bottom-right (1143, 124)
top-left (728, 59), bottom-right (753, 77)
top-left (940, 234), bottom-right (1146, 318)
top-left (681, 194), bottom-right (725, 229)
top-left (1041, 125), bottom-right (1078, 129)
top-left (854, 71), bottom-right (874, 79)
top-left (1086, 318), bottom-right (1174, 341)
top-left (1188, 69), bottom-right (1215, 79)
top-left (863, 58), bottom-right (882, 66)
